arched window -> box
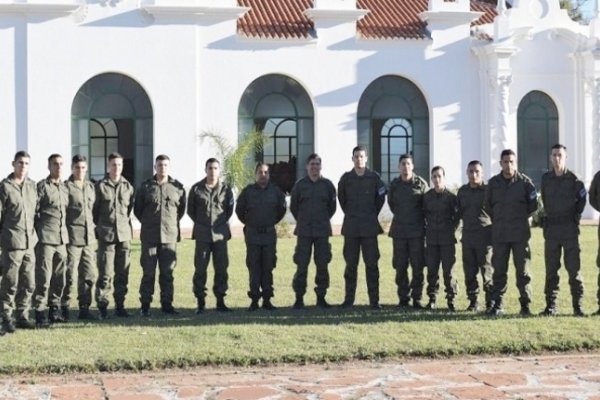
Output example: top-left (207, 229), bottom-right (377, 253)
top-left (71, 73), bottom-right (153, 186)
top-left (517, 90), bottom-right (559, 187)
top-left (358, 76), bottom-right (429, 183)
top-left (239, 74), bottom-right (314, 194)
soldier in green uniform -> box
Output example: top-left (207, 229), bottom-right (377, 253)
top-left (93, 152), bottom-right (135, 319)
top-left (62, 155), bottom-right (97, 320)
top-left (235, 163), bottom-right (286, 311)
top-left (0, 151), bottom-right (37, 333)
top-left (423, 166), bottom-right (459, 311)
top-left (187, 158), bottom-right (234, 313)
top-left (485, 149), bottom-right (538, 316)
top-left (290, 153), bottom-right (337, 309)
top-left (134, 154), bottom-right (186, 316)
top-left (388, 154), bottom-right (428, 309)
top-left (33, 154), bottom-right (69, 327)
top-left (457, 160), bottom-right (493, 312)
top-left (540, 144), bottom-right (586, 316)
top-left (338, 146), bottom-right (386, 309)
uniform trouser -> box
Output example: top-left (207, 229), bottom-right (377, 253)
top-left (491, 241), bottom-right (532, 307)
top-left (139, 242), bottom-right (177, 305)
top-left (0, 248), bottom-right (35, 321)
top-left (292, 236), bottom-right (332, 297)
top-left (462, 244), bottom-right (493, 303)
top-left (193, 240), bottom-right (229, 300)
top-left (62, 244), bottom-right (97, 308)
top-left (544, 237), bottom-right (584, 308)
top-left (343, 236), bottom-right (380, 304)
top-left (246, 243), bottom-right (276, 301)
top-left (33, 243), bottom-right (67, 312)
top-left (96, 240), bottom-right (130, 307)
top-left (426, 243), bottom-right (458, 301)
top-left (392, 237), bottom-right (425, 302)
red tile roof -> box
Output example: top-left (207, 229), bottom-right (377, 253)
top-left (237, 0), bottom-right (500, 40)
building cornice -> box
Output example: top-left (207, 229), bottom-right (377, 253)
top-left (0, 1), bottom-right (79, 14)
top-left (141, 4), bottom-right (249, 18)
top-left (304, 8), bottom-right (368, 22)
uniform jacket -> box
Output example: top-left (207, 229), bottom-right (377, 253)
top-left (93, 175), bottom-right (135, 243)
top-left (337, 168), bottom-right (385, 237)
top-left (36, 176), bottom-right (69, 246)
top-left (65, 176), bottom-right (95, 246)
top-left (235, 182), bottom-right (286, 245)
top-left (134, 175), bottom-right (186, 244)
top-left (0, 174), bottom-right (37, 251)
top-left (485, 172), bottom-right (538, 243)
top-left (187, 178), bottom-right (233, 243)
top-left (457, 183), bottom-right (491, 247)
top-left (589, 171), bottom-right (600, 235)
top-left (290, 176), bottom-right (336, 238)
top-left (423, 188), bottom-right (458, 245)
top-left (387, 174), bottom-right (428, 239)
top-left (542, 169), bottom-right (586, 240)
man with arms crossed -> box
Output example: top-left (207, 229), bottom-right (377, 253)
top-left (188, 158), bottom-right (234, 313)
top-left (290, 153), bottom-right (337, 309)
top-left (338, 145), bottom-right (386, 309)
top-left (93, 152), bottom-right (135, 319)
top-left (485, 149), bottom-right (537, 316)
top-left (0, 151), bottom-right (37, 333)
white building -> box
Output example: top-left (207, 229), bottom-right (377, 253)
top-left (1, 0), bottom-right (599, 222)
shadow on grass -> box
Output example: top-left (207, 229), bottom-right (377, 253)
top-left (56, 305), bottom-right (555, 329)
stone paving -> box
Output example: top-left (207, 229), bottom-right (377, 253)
top-left (1, 353), bottom-right (600, 399)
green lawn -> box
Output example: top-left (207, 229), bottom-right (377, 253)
top-left (3, 226), bottom-right (600, 374)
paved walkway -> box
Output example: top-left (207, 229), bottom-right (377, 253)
top-left (2, 353), bottom-right (600, 399)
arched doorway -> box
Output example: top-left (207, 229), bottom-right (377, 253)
top-left (517, 90), bottom-right (558, 187)
top-left (71, 73), bottom-right (153, 186)
top-left (238, 74), bottom-right (314, 194)
top-left (357, 76), bottom-right (429, 183)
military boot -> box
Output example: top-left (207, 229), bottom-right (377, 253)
top-left (216, 297), bottom-right (232, 312)
top-left (48, 306), bottom-right (65, 323)
top-left (115, 303), bottom-right (130, 318)
top-left (35, 311), bottom-right (50, 329)
top-left (196, 298), bottom-right (205, 315)
top-left (466, 299), bottom-right (479, 312)
top-left (15, 318), bottom-right (35, 330)
top-left (1, 318), bottom-right (15, 334)
top-left (520, 304), bottom-right (532, 316)
top-left (98, 304), bottom-right (108, 320)
top-left (540, 304), bottom-right (557, 316)
top-left (425, 298), bottom-right (436, 310)
top-left (77, 306), bottom-right (97, 321)
top-left (161, 303), bottom-right (179, 315)
top-left (61, 305), bottom-right (70, 322)
top-left (140, 302), bottom-right (151, 317)
top-left (247, 299), bottom-right (259, 312)
top-left (293, 294), bottom-right (304, 310)
top-left (316, 295), bottom-right (331, 309)
top-left (447, 299), bottom-right (456, 312)
top-left (262, 298), bottom-right (276, 311)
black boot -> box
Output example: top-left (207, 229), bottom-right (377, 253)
top-left (262, 298), bottom-right (276, 311)
top-left (316, 295), bottom-right (331, 309)
top-left (447, 299), bottom-right (456, 312)
top-left (247, 299), bottom-right (259, 312)
top-left (216, 297), bottom-right (231, 312)
top-left (425, 298), bottom-right (436, 310)
top-left (35, 311), bottom-right (50, 329)
top-left (1, 318), bottom-right (15, 334)
top-left (196, 298), bottom-right (205, 315)
top-left (115, 303), bottom-right (130, 318)
top-left (293, 294), bottom-right (304, 310)
top-left (161, 303), bottom-right (179, 315)
top-left (61, 305), bottom-right (70, 322)
top-left (466, 299), bottom-right (479, 312)
top-left (140, 302), bottom-right (151, 317)
top-left (98, 304), bottom-right (108, 320)
top-left (77, 306), bottom-right (97, 321)
top-left (48, 306), bottom-right (65, 323)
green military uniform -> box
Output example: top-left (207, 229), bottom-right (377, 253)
top-left (93, 175), bottom-right (134, 314)
top-left (33, 177), bottom-right (69, 323)
top-left (0, 174), bottom-right (37, 326)
top-left (541, 169), bottom-right (586, 313)
top-left (485, 172), bottom-right (538, 313)
top-left (187, 178), bottom-right (233, 310)
top-left (589, 171), bottom-right (600, 310)
top-left (290, 175), bottom-right (337, 303)
top-left (337, 168), bottom-right (385, 307)
top-left (235, 182), bottom-right (286, 303)
top-left (63, 176), bottom-right (96, 317)
top-left (387, 174), bottom-right (428, 306)
top-left (457, 183), bottom-right (493, 310)
top-left (423, 188), bottom-right (459, 308)
top-left (134, 176), bottom-right (186, 311)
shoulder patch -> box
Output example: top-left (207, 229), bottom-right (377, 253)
top-left (529, 190), bottom-right (538, 200)
top-left (579, 187), bottom-right (587, 199)
top-left (378, 186), bottom-right (386, 196)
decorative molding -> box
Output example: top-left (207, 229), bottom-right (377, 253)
top-left (142, 4), bottom-right (249, 18)
top-left (304, 8), bottom-right (368, 22)
top-left (0, 1), bottom-right (80, 14)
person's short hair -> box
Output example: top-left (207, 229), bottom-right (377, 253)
top-left (551, 143), bottom-right (567, 151)
top-left (352, 145), bottom-right (368, 156)
top-left (13, 150), bottom-right (31, 161)
top-left (72, 154), bottom-right (87, 165)
top-left (155, 154), bottom-right (170, 162)
top-left (500, 149), bottom-right (516, 159)
top-left (467, 160), bottom-right (482, 168)
top-left (108, 152), bottom-right (123, 161)
top-left (306, 153), bottom-right (321, 164)
top-left (47, 153), bottom-right (62, 163)
top-left (255, 162), bottom-right (269, 173)
top-left (431, 165), bottom-right (445, 176)
top-left (205, 158), bottom-right (220, 168)
top-left (399, 154), bottom-right (413, 163)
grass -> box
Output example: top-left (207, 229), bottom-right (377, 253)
top-left (2, 226), bottom-right (600, 374)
